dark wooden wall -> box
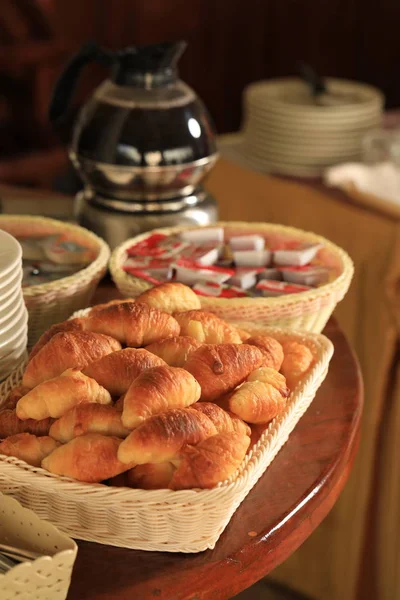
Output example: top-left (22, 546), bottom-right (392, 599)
top-left (0, 0), bottom-right (400, 186)
top-left (52, 0), bottom-right (400, 133)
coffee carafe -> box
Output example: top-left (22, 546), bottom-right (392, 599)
top-left (50, 40), bottom-right (218, 248)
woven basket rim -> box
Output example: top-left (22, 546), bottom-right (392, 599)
top-left (109, 221), bottom-right (354, 308)
top-left (0, 215), bottom-right (110, 298)
top-left (0, 323), bottom-right (333, 504)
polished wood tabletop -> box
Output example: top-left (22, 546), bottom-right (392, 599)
top-left (65, 283), bottom-right (363, 600)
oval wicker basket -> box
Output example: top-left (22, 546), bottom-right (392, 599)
top-left (110, 222), bottom-right (354, 333)
top-left (0, 321), bottom-right (333, 552)
top-left (0, 216), bottom-right (110, 347)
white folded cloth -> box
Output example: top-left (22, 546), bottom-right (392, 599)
top-left (324, 161), bottom-right (400, 206)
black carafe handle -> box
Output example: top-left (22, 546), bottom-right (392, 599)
top-left (48, 40), bottom-right (115, 123)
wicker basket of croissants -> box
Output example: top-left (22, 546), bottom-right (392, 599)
top-left (0, 282), bottom-right (333, 552)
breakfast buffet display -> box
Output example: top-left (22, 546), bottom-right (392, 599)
top-left (0, 282), bottom-right (315, 491)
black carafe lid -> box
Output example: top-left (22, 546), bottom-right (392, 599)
top-left (49, 40), bottom-right (187, 122)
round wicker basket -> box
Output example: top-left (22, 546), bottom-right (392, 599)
top-left (110, 222), bottom-right (354, 333)
top-left (0, 216), bottom-right (110, 346)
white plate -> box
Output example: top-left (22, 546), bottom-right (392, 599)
top-left (0, 268), bottom-right (22, 297)
top-left (0, 295), bottom-right (25, 328)
top-left (245, 77), bottom-right (384, 115)
top-left (0, 286), bottom-right (23, 321)
top-left (0, 304), bottom-right (27, 342)
top-left (0, 309), bottom-right (28, 357)
top-left (0, 230), bottom-right (22, 279)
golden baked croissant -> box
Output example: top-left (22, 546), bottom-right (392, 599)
top-left (89, 298), bottom-right (135, 313)
top-left (136, 282), bottom-right (201, 314)
top-left (112, 462), bottom-right (176, 490)
top-left (184, 343), bottom-right (266, 401)
top-left (247, 367), bottom-right (289, 397)
top-left (280, 340), bottom-right (313, 389)
top-left (118, 407), bottom-right (217, 464)
top-left (246, 335), bottom-right (284, 370)
top-left (191, 402), bottom-right (251, 437)
top-left (17, 368), bottom-right (112, 420)
top-left (174, 310), bottom-right (242, 344)
top-left (2, 385), bottom-right (31, 410)
top-left (145, 336), bottom-right (201, 367)
top-left (83, 348), bottom-right (166, 396)
top-left (28, 318), bottom-right (86, 361)
top-left (169, 431), bottom-right (250, 490)
top-left (122, 365), bottom-right (201, 428)
top-left (0, 433), bottom-right (59, 467)
top-left (49, 404), bottom-right (131, 443)
top-left (0, 410), bottom-right (54, 438)
top-left (23, 331), bottom-right (121, 388)
top-left (42, 433), bottom-right (133, 483)
top-left (229, 380), bottom-right (286, 424)
top-left (83, 302), bottom-right (180, 347)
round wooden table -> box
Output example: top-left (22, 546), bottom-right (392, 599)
top-left (66, 284), bottom-right (363, 600)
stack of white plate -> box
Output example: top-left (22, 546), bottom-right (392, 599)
top-left (0, 230), bottom-right (28, 381)
top-left (236, 77), bottom-right (384, 177)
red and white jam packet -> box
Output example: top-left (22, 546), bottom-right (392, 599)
top-left (280, 266), bottom-right (329, 286)
top-left (122, 267), bottom-right (164, 286)
top-left (124, 257), bottom-right (171, 279)
top-left (179, 228), bottom-right (224, 245)
top-left (126, 233), bottom-right (189, 259)
top-left (229, 268), bottom-right (264, 289)
top-left (170, 258), bottom-right (235, 286)
top-left (258, 268), bottom-right (282, 281)
top-left (232, 249), bottom-right (271, 268)
top-left (193, 281), bottom-right (249, 298)
top-left (256, 280), bottom-right (311, 297)
top-left (273, 243), bottom-right (322, 267)
top-left (181, 244), bottom-right (221, 266)
top-left (229, 235), bottom-right (265, 252)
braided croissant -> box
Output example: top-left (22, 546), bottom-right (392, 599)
top-left (49, 404), bottom-right (130, 443)
top-left (136, 282), bottom-right (201, 314)
top-left (17, 368), bottom-right (112, 420)
top-left (246, 336), bottom-right (284, 370)
top-left (83, 348), bottom-right (166, 396)
top-left (42, 433), bottom-right (133, 483)
top-left (122, 365), bottom-right (201, 428)
top-left (145, 336), bottom-right (201, 367)
top-left (0, 410), bottom-right (53, 439)
top-left (184, 343), bottom-right (266, 401)
top-left (0, 433), bottom-right (59, 467)
top-left (23, 331), bottom-right (121, 388)
top-left (280, 341), bottom-right (313, 389)
top-left (229, 380), bottom-right (286, 424)
top-left (174, 310), bottom-right (242, 344)
top-left (118, 407), bottom-right (217, 464)
top-left (169, 431), bottom-right (250, 490)
top-left (83, 302), bottom-right (180, 347)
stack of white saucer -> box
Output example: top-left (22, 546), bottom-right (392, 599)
top-left (0, 230), bottom-right (28, 381)
top-left (219, 77), bottom-right (384, 177)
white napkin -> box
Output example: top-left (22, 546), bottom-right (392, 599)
top-left (324, 161), bottom-right (400, 206)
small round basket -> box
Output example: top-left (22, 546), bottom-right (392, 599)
top-left (0, 216), bottom-right (110, 346)
top-left (110, 221), bottom-right (353, 333)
